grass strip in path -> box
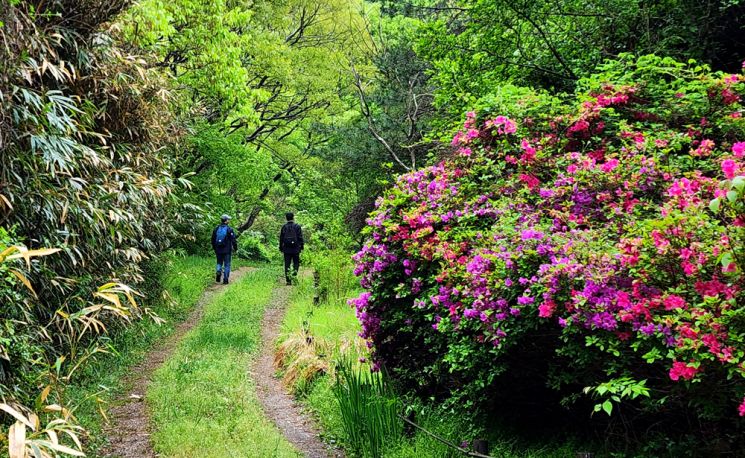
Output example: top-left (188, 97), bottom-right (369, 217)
top-left (104, 265), bottom-right (254, 458)
top-left (147, 268), bottom-right (300, 457)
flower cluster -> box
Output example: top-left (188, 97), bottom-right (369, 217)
top-left (351, 56), bottom-right (745, 421)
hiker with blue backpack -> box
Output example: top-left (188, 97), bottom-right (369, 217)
top-left (212, 214), bottom-right (238, 284)
top-left (279, 212), bottom-right (304, 285)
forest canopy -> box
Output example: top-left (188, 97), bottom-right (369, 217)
top-left (1, 0), bottom-right (744, 456)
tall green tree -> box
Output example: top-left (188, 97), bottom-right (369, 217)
top-left (124, 0), bottom-right (369, 237)
top-left (418, 0), bottom-right (745, 115)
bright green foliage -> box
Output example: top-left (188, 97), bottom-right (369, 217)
top-left (313, 4), bottom-right (437, 236)
top-left (333, 358), bottom-right (403, 458)
top-left (123, 0), bottom-right (370, 237)
top-left (417, 0), bottom-right (745, 115)
top-left (281, 257), bottom-right (360, 342)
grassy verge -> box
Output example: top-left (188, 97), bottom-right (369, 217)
top-left (147, 267), bottom-right (300, 457)
top-left (280, 274), bottom-right (360, 343)
top-left (277, 272), bottom-right (360, 446)
top-left (278, 267), bottom-right (582, 458)
top-left (66, 254), bottom-right (252, 455)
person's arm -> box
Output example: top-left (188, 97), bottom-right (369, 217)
top-left (211, 227), bottom-right (217, 250)
top-left (231, 228), bottom-right (238, 252)
top-left (279, 225), bottom-right (284, 251)
top-left (297, 224), bottom-right (304, 251)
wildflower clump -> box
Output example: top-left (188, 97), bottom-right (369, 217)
top-left (351, 56), bottom-right (745, 434)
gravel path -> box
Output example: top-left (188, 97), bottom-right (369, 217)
top-left (250, 280), bottom-right (344, 458)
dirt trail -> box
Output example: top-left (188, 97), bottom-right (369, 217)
top-left (103, 267), bottom-right (253, 458)
top-left (251, 280), bottom-right (344, 458)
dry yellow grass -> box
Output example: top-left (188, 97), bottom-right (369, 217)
top-left (275, 330), bottom-right (367, 393)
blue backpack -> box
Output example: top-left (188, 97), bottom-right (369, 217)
top-left (215, 225), bottom-right (230, 248)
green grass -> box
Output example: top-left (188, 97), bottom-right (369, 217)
top-left (66, 254), bottom-right (253, 455)
top-left (147, 268), bottom-right (300, 457)
top-left (333, 358), bottom-right (402, 458)
top-left (280, 273), bottom-right (360, 342)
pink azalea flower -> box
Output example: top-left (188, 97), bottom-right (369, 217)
top-left (669, 361), bottom-right (699, 381)
top-left (519, 174), bottom-right (540, 190)
top-left (568, 119), bottom-right (590, 133)
top-left (733, 142), bottom-right (745, 158)
top-left (721, 159), bottom-right (738, 179)
top-left (485, 116), bottom-right (518, 135)
top-left (538, 300), bottom-right (556, 318)
top-left (691, 139), bottom-right (715, 156)
top-left (601, 158), bottom-right (619, 172)
top-left (663, 294), bottom-right (686, 310)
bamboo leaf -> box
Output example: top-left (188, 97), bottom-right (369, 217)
top-left (46, 429), bottom-right (59, 445)
top-left (6, 248), bottom-right (61, 268)
top-left (8, 421), bottom-right (26, 458)
top-left (9, 269), bottom-right (37, 298)
top-left (32, 440), bottom-right (85, 457)
top-left (0, 246), bottom-right (19, 262)
top-left (0, 193), bottom-right (13, 210)
top-left (0, 404), bottom-right (36, 430)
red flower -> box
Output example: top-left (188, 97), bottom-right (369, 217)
top-left (669, 361), bottom-right (699, 381)
top-left (519, 173), bottom-right (540, 190)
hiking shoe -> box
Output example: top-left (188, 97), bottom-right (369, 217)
top-left (216, 272), bottom-right (222, 282)
top-left (223, 279), bottom-right (229, 285)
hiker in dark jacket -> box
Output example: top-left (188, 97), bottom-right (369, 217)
top-left (279, 212), bottom-right (304, 285)
top-left (212, 214), bottom-right (238, 284)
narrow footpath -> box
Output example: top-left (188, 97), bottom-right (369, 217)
top-left (251, 279), bottom-right (344, 458)
top-left (104, 267), bottom-right (253, 458)
top-left (104, 267), bottom-right (341, 458)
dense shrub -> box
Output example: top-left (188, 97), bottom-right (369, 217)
top-left (1, 0), bottom-right (191, 452)
top-left (351, 55), bottom-right (745, 450)
top-left (237, 232), bottom-right (272, 262)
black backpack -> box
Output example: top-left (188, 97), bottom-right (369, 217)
top-left (283, 223), bottom-right (298, 247)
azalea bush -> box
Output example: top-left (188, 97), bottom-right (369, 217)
top-left (351, 55), bottom-right (745, 448)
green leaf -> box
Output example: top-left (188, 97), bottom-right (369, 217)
top-left (602, 400), bottom-right (613, 415)
top-left (726, 190), bottom-right (738, 203)
top-left (709, 198), bottom-right (720, 213)
top-left (721, 252), bottom-right (733, 268)
top-left (732, 176), bottom-right (745, 191)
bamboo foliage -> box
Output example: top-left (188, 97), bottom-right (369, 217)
top-left (1, 403), bottom-right (85, 458)
top-left (0, 241), bottom-right (147, 456)
top-left (0, 0), bottom-right (191, 455)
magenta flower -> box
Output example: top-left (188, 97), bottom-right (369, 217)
top-left (464, 309), bottom-right (479, 319)
top-left (721, 159), bottom-right (738, 179)
top-left (669, 361), bottom-right (699, 381)
top-left (663, 294), bottom-right (686, 311)
top-left (485, 116), bottom-right (517, 135)
top-left (733, 142), bottom-right (745, 158)
top-left (519, 174), bottom-right (540, 190)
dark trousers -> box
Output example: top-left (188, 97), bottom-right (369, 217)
top-left (216, 252), bottom-right (232, 281)
top-left (283, 252), bottom-right (300, 284)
